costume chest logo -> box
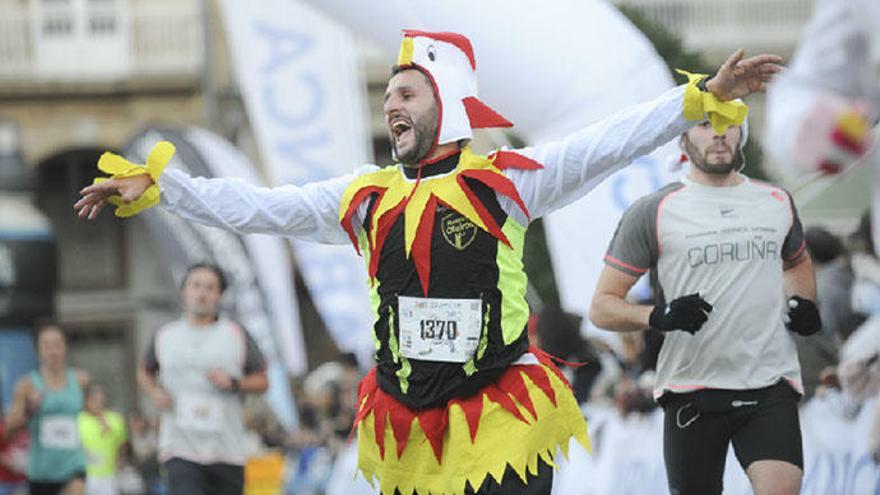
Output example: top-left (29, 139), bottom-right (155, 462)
top-left (441, 211), bottom-right (478, 250)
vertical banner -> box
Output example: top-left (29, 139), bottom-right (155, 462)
top-left (219, 0), bottom-right (375, 363)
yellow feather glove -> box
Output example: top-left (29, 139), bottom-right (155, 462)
top-left (93, 141), bottom-right (175, 218)
top-left (676, 69), bottom-right (749, 134)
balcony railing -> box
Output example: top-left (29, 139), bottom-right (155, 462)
top-left (611, 0), bottom-right (813, 55)
top-left (0, 16), bottom-right (32, 79)
top-left (0, 5), bottom-right (203, 83)
top-left (130, 9), bottom-right (203, 76)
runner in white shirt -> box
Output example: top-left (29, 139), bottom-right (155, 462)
top-left (590, 118), bottom-right (821, 495)
top-left (136, 263), bottom-right (267, 495)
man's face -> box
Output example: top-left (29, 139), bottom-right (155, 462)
top-left (86, 387), bottom-right (106, 414)
top-left (681, 122), bottom-right (743, 175)
top-left (181, 268), bottom-right (223, 319)
top-left (37, 327), bottom-right (66, 369)
top-left (383, 69), bottom-right (440, 166)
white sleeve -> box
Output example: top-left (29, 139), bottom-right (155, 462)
top-left (503, 84), bottom-right (690, 220)
top-left (765, 0), bottom-right (877, 171)
top-left (787, 0), bottom-right (875, 98)
top-left (158, 165), bottom-right (379, 244)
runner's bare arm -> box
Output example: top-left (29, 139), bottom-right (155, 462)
top-left (239, 370), bottom-right (268, 394)
top-left (4, 378), bottom-right (33, 439)
top-left (206, 368), bottom-right (268, 394)
top-left (589, 265), bottom-right (653, 333)
top-left (783, 251), bottom-right (817, 300)
top-left (137, 361), bottom-right (172, 411)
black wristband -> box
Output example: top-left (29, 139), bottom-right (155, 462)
top-left (230, 377), bottom-right (240, 393)
top-left (648, 304), bottom-right (667, 331)
top-left (696, 76), bottom-right (712, 92)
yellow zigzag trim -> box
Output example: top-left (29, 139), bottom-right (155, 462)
top-left (677, 69), bottom-right (748, 134)
top-left (356, 365), bottom-right (590, 495)
top-left (93, 141), bottom-right (175, 218)
top-left (338, 147), bottom-right (509, 258)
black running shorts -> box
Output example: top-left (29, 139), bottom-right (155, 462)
top-left (164, 457), bottom-right (244, 495)
top-left (660, 381), bottom-right (803, 495)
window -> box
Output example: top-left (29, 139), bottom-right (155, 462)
top-left (89, 16), bottom-right (116, 35)
top-left (37, 149), bottom-right (126, 290)
top-left (42, 16), bottom-right (73, 36)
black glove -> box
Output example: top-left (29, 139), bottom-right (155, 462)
top-left (786, 296), bottom-right (822, 336)
top-left (649, 293), bottom-right (713, 334)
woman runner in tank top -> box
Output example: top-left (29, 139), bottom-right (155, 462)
top-left (4, 323), bottom-right (89, 495)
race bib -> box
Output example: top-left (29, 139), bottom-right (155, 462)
top-left (175, 394), bottom-right (223, 432)
top-left (398, 296), bottom-right (483, 363)
top-left (40, 416), bottom-right (79, 449)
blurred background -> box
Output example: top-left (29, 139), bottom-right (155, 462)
top-left (0, 0), bottom-right (874, 494)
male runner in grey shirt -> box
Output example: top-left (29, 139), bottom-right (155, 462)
top-left (590, 117), bottom-right (821, 495)
top-left (137, 263), bottom-right (268, 495)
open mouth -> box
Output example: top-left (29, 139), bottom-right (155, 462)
top-left (390, 117), bottom-right (413, 144)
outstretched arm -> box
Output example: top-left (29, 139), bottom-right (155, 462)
top-left (76, 158), bottom-right (378, 244)
top-left (505, 50), bottom-right (782, 219)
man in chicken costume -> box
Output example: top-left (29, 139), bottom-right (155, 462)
top-left (76, 30), bottom-right (781, 495)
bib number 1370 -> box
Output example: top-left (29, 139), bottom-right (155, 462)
top-left (420, 319), bottom-right (458, 340)
top-left (398, 295), bottom-right (482, 363)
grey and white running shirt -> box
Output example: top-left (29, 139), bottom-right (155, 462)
top-left (143, 318), bottom-right (265, 465)
top-left (604, 176), bottom-right (806, 400)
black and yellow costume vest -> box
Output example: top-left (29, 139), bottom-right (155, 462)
top-left (338, 147), bottom-right (541, 409)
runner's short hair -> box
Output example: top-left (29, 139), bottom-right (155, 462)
top-left (181, 262), bottom-right (228, 293)
top-left (32, 318), bottom-right (65, 347)
top-left (84, 381), bottom-right (105, 398)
